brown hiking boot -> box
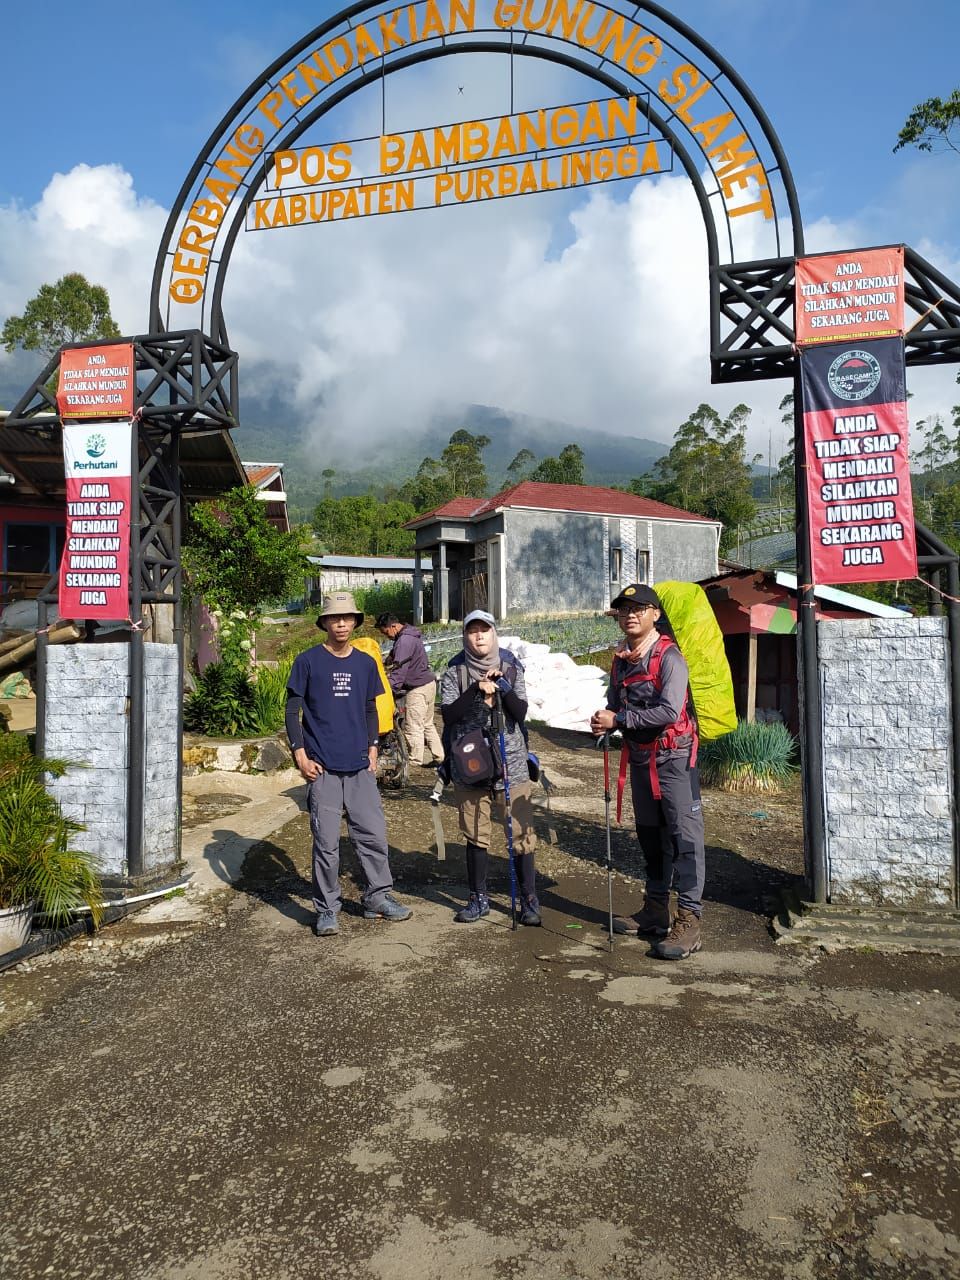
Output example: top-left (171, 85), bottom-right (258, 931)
top-left (612, 896), bottom-right (670, 937)
top-left (654, 908), bottom-right (702, 960)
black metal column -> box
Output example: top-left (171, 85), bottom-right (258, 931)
top-left (126, 423), bottom-right (145, 880)
top-left (171, 428), bottom-right (184, 866)
top-left (793, 368), bottom-right (828, 903)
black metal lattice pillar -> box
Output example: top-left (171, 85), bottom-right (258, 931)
top-left (7, 332), bottom-right (236, 886)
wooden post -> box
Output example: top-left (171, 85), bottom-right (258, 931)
top-left (746, 631), bottom-right (758, 723)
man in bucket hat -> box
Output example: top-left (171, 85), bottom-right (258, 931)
top-left (285, 590), bottom-right (412, 936)
top-left (591, 583), bottom-right (705, 960)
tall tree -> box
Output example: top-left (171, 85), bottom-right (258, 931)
top-left (912, 413), bottom-right (954, 497)
top-left (641, 402), bottom-right (757, 550)
top-left (894, 89), bottom-right (960, 156)
top-left (530, 443), bottom-right (586, 485)
top-left (399, 429), bottom-right (491, 510)
top-left (439, 429), bottom-right (490, 496)
top-left (2, 273), bottom-right (121, 358)
top-left (506, 448), bottom-right (537, 483)
top-left (777, 392), bottom-right (796, 494)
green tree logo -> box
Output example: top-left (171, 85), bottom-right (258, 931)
top-left (86, 433), bottom-right (107, 458)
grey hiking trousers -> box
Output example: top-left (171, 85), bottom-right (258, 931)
top-left (307, 769), bottom-right (394, 915)
top-left (629, 751), bottom-right (705, 916)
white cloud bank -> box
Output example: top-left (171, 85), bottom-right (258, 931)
top-left (2, 162), bottom-right (959, 466)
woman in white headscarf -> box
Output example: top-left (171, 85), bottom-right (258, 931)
top-left (439, 610), bottom-right (540, 925)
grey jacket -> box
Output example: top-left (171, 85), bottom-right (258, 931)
top-left (439, 652), bottom-right (529, 786)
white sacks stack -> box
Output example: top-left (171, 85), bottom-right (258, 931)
top-left (499, 636), bottom-right (608, 734)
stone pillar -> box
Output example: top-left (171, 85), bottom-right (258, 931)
top-left (45, 641), bottom-right (181, 885)
top-left (438, 542), bottom-right (449, 622)
top-left (819, 616), bottom-right (955, 907)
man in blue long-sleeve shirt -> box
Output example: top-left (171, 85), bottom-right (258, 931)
top-left (376, 613), bottom-right (444, 766)
top-left (286, 591), bottom-right (412, 937)
top-left (591, 583), bottom-right (705, 960)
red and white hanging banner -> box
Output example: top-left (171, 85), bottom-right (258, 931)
top-left (795, 245), bottom-right (904, 347)
top-left (799, 337), bottom-right (917, 586)
top-left (59, 420), bottom-right (133, 620)
top-left (56, 342), bottom-right (135, 420)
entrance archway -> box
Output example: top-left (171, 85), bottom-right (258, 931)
top-left (149, 0), bottom-right (805, 370)
top-left (8, 0), bottom-right (960, 903)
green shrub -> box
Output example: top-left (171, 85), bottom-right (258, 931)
top-left (0, 736), bottom-right (103, 926)
top-left (698, 719), bottom-right (798, 792)
top-left (252, 658), bottom-right (294, 735)
top-left (351, 581), bottom-right (414, 619)
top-left (185, 663), bottom-right (258, 738)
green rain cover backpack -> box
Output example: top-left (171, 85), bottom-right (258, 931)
top-left (653, 580), bottom-right (737, 741)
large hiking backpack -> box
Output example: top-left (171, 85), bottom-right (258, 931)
top-left (652, 580), bottom-right (737, 741)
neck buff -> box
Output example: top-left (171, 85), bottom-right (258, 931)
top-left (618, 627), bottom-right (661, 665)
top-left (464, 628), bottom-right (501, 683)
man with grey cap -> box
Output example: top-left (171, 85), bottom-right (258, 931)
top-left (440, 609), bottom-right (540, 925)
top-left (591, 583), bottom-right (705, 959)
top-left (285, 590), bottom-right (412, 936)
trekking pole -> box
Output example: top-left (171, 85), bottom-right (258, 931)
top-left (601, 731), bottom-right (614, 950)
top-left (495, 692), bottom-right (518, 931)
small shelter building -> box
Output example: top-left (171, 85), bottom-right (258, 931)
top-left (305, 554), bottom-right (432, 604)
top-left (700, 566), bottom-right (906, 733)
top-left (405, 481), bottom-right (721, 622)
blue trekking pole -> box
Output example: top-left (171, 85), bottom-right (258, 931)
top-left (495, 692), bottom-right (519, 931)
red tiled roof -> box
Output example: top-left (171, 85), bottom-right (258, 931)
top-left (405, 482), bottom-right (716, 528)
top-left (243, 462), bottom-right (282, 488)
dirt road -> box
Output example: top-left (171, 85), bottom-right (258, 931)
top-left (1, 728), bottom-right (958, 1278)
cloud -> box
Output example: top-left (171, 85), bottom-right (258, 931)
top-left (2, 158), bottom-right (959, 468)
top-left (0, 165), bottom-right (167, 341)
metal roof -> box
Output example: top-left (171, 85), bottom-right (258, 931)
top-left (307, 555), bottom-right (425, 570)
top-left (0, 419), bottom-right (247, 503)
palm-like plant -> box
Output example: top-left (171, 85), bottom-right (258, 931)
top-left (0, 736), bottom-right (103, 927)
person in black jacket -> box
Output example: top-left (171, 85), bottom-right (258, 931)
top-left (591, 584), bottom-right (705, 960)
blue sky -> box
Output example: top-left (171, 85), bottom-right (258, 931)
top-left (4, 1), bottom-right (960, 460)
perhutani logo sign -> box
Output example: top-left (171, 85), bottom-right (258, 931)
top-left (60, 421), bottom-right (133, 619)
top-left (73, 456), bottom-right (120, 471)
top-left (827, 350), bottom-right (883, 402)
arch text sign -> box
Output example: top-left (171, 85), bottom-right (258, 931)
top-left (250, 95), bottom-right (672, 228)
top-left (154, 0), bottom-right (796, 338)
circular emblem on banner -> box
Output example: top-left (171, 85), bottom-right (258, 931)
top-left (827, 349), bottom-right (882, 402)
top-left (86, 433), bottom-right (107, 458)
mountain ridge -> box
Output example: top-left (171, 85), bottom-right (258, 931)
top-left (231, 399), bottom-right (672, 516)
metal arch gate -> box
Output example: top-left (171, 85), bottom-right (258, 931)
top-left (9, 0), bottom-right (960, 894)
